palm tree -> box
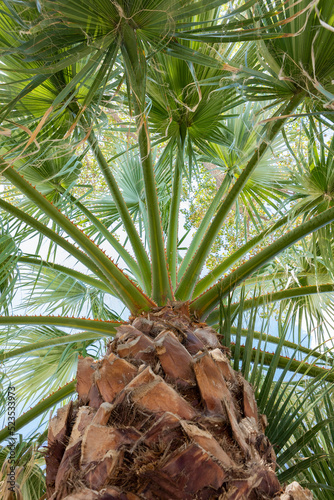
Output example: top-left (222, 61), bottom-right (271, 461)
top-left (0, 0), bottom-right (334, 498)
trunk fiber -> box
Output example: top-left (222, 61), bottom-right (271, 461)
top-left (46, 304), bottom-right (312, 500)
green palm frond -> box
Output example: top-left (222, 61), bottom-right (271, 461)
top-left (1, 326), bottom-right (79, 411)
top-left (0, 431), bottom-right (46, 500)
top-left (231, 0), bottom-right (334, 110)
top-left (0, 226), bottom-right (20, 315)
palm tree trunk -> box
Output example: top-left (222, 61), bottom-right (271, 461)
top-left (46, 305), bottom-right (312, 500)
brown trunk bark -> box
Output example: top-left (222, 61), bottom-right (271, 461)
top-left (46, 304), bottom-right (312, 500)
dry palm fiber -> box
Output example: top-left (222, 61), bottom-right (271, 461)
top-left (46, 304), bottom-right (312, 500)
